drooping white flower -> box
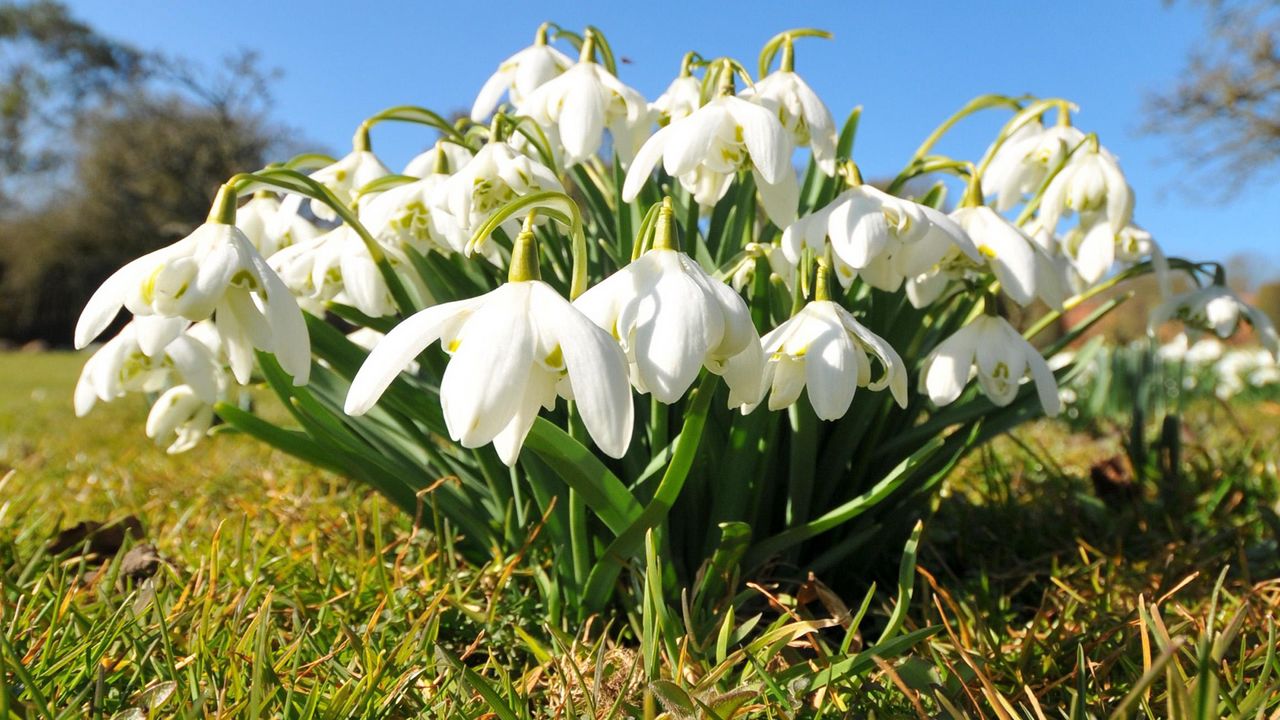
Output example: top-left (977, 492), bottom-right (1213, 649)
top-left (738, 300), bottom-right (907, 420)
top-left (308, 150), bottom-right (391, 221)
top-left (783, 184), bottom-right (979, 288)
top-left (623, 94), bottom-right (797, 226)
top-left (360, 175), bottom-right (465, 255)
top-left (1114, 223), bottom-right (1171, 297)
top-left (441, 142), bottom-right (564, 237)
top-left (574, 247), bottom-right (765, 405)
top-left (1149, 284), bottom-right (1279, 359)
top-left (1186, 336), bottom-right (1226, 365)
top-left (470, 37), bottom-right (573, 122)
top-left (1058, 214), bottom-right (1168, 292)
top-left (920, 314), bottom-right (1061, 416)
top-left (741, 69), bottom-right (837, 176)
top-left (1039, 142), bottom-right (1133, 233)
top-left (652, 75), bottom-right (702, 125)
top-left (403, 142), bottom-right (474, 178)
top-left (982, 120), bottom-right (1086, 212)
top-left (728, 241), bottom-right (796, 293)
top-left (270, 225), bottom-right (419, 319)
top-left (345, 281), bottom-right (634, 466)
top-left (952, 206), bottom-right (1064, 309)
top-left (74, 320), bottom-right (219, 417)
top-left (76, 221), bottom-right (311, 385)
top-left (1156, 332), bottom-right (1190, 363)
top-left (518, 60), bottom-right (652, 166)
top-left (236, 193), bottom-right (321, 257)
top-left (146, 384), bottom-right (215, 454)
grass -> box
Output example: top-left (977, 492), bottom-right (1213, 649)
top-left (1, 351), bottom-right (1278, 717)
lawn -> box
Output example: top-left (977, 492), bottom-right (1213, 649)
top-left (1, 351), bottom-right (1278, 717)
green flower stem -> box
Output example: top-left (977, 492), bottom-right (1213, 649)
top-left (908, 94), bottom-right (1024, 167)
top-left (779, 36), bottom-right (795, 73)
top-left (757, 27), bottom-right (831, 78)
top-left (1022, 256), bottom-right (1207, 342)
top-left (887, 156), bottom-right (973, 195)
top-left (466, 191), bottom-right (588, 298)
top-left (360, 105), bottom-right (467, 145)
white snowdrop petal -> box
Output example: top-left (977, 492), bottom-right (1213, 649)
top-left (345, 297), bottom-right (481, 415)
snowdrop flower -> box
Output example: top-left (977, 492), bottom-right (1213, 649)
top-left (574, 202), bottom-right (765, 405)
top-left (360, 175), bottom-right (466, 255)
top-left (982, 119), bottom-right (1085, 212)
top-left (952, 206), bottom-right (1064, 308)
top-left (146, 385), bottom-right (215, 454)
top-left (517, 35), bottom-right (652, 166)
top-left (1186, 337), bottom-right (1226, 365)
top-left (1214, 349), bottom-right (1261, 397)
top-left (1039, 140), bottom-right (1133, 233)
top-left (1113, 223), bottom-right (1171, 296)
top-left (920, 314), bottom-right (1061, 416)
top-left (1060, 218), bottom-right (1117, 286)
top-left (236, 193), bottom-right (321, 257)
top-left (728, 242), bottom-right (796, 293)
top-left (308, 148), bottom-right (391, 222)
top-left (75, 199), bottom-right (311, 386)
top-left (623, 90), bottom-right (797, 226)
top-left (741, 68), bottom-right (837, 176)
top-left (470, 26), bottom-right (573, 122)
top-left (402, 142), bottom-right (474, 178)
top-left (270, 225), bottom-right (417, 318)
top-left (783, 177), bottom-right (978, 287)
top-left (739, 265), bottom-right (907, 420)
top-left (652, 74), bottom-right (702, 125)
top-left (74, 320), bottom-right (219, 417)
top-left (346, 228), bottom-right (633, 466)
top-left (1156, 333), bottom-right (1190, 363)
top-left (1249, 362), bottom-right (1280, 388)
top-left (441, 141), bottom-right (564, 238)
top-left (1149, 284), bottom-right (1279, 360)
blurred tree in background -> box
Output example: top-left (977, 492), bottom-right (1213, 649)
top-left (0, 1), bottom-right (291, 344)
top-left (1148, 0), bottom-right (1280, 192)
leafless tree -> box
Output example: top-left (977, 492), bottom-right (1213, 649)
top-left (1146, 0), bottom-right (1280, 195)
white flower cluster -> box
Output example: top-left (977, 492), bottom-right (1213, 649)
top-left (74, 25), bottom-right (1273, 464)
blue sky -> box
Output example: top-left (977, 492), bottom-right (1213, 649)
top-left (69, 1), bottom-right (1280, 274)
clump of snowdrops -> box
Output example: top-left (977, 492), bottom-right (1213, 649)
top-left (73, 25), bottom-right (1278, 618)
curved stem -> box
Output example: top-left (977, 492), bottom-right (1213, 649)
top-left (887, 156), bottom-right (973, 195)
top-left (229, 169), bottom-right (416, 314)
top-left (909, 94), bottom-right (1025, 166)
top-left (466, 191), bottom-right (589, 298)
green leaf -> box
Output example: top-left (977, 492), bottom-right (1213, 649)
top-left (582, 374), bottom-right (719, 612)
top-left (434, 648), bottom-right (520, 720)
top-left (875, 520), bottom-right (923, 645)
top-left (745, 435), bottom-right (946, 566)
top-left (523, 418), bottom-right (642, 535)
top-left (213, 402), bottom-right (344, 474)
top-left (650, 680), bottom-right (695, 716)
